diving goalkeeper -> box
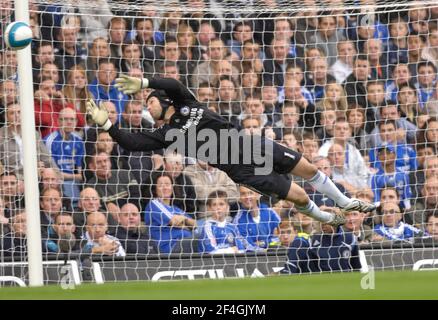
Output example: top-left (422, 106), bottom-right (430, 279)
top-left (86, 76), bottom-right (375, 226)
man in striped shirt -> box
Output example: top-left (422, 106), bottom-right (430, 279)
top-left (44, 107), bottom-right (84, 204)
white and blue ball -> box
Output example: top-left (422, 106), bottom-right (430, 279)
top-left (4, 21), bottom-right (33, 50)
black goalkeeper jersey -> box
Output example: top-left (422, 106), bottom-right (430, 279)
top-left (108, 77), bottom-right (234, 154)
top-left (108, 77), bottom-right (300, 199)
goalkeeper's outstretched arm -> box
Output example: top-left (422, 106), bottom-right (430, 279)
top-left (86, 99), bottom-right (166, 152)
top-left (115, 75), bottom-right (197, 106)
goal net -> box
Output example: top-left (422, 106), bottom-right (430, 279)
top-left (1, 0), bottom-right (438, 285)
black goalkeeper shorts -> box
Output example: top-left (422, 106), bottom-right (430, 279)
top-left (217, 141), bottom-right (302, 199)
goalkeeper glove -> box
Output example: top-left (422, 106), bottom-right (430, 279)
top-left (114, 74), bottom-right (149, 95)
top-left (86, 99), bottom-right (112, 131)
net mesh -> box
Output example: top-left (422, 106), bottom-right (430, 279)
top-left (0, 0), bottom-right (437, 284)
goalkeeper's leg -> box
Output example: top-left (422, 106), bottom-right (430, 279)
top-left (284, 182), bottom-right (345, 226)
top-left (290, 157), bottom-right (376, 213)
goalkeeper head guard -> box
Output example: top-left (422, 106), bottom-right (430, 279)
top-left (146, 90), bottom-right (173, 120)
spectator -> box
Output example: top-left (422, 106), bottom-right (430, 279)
top-left (88, 59), bottom-right (129, 122)
top-left (1, 49), bottom-right (17, 80)
top-left (284, 78), bottom-right (319, 129)
top-left (0, 80), bottom-right (17, 127)
top-left (238, 95), bottom-right (269, 127)
top-left (281, 132), bottom-right (298, 150)
top-left (364, 38), bottom-right (388, 80)
top-left (309, 12), bottom-right (346, 66)
top-left (119, 40), bottom-right (153, 75)
top-left (277, 219), bottom-right (296, 248)
top-left (261, 82), bottom-right (281, 124)
top-left (315, 82), bottom-right (348, 112)
top-left (237, 40), bottom-right (264, 74)
top-left (198, 190), bottom-right (247, 254)
top-left (0, 171), bottom-right (24, 215)
top-left (263, 37), bottom-right (295, 88)
top-left (108, 17), bottom-right (129, 59)
top-left (177, 23), bottom-right (201, 82)
top-left (39, 167), bottom-right (72, 211)
top-left (192, 38), bottom-right (236, 88)
top-left (370, 145), bottom-right (412, 210)
top-left (398, 82), bottom-right (420, 123)
top-left (407, 33), bottom-right (425, 78)
top-left (421, 211), bottom-right (438, 242)
top-left (134, 17), bottom-right (160, 69)
top-left (343, 210), bottom-right (373, 244)
top-left (227, 21), bottom-right (253, 59)
top-left (39, 62), bottom-right (61, 87)
top-left (368, 105), bottom-right (418, 149)
top-left (34, 79), bottom-right (81, 138)
top-left (183, 160), bottom-right (239, 218)
top-left (373, 202), bottom-right (423, 242)
top-left (297, 131), bottom-right (320, 161)
top-left (281, 220), bottom-right (361, 274)
top-left (347, 106), bottom-right (370, 152)
top-left (240, 69), bottom-right (261, 99)
top-left (44, 212), bottom-right (80, 253)
top-left (409, 176), bottom-right (438, 226)
top-left (39, 187), bottom-right (64, 239)
top-left (386, 16), bottom-right (409, 67)
top-left (155, 36), bottom-right (188, 85)
top-left (318, 116), bottom-right (365, 164)
top-left (385, 63), bottom-right (411, 103)
top-left (44, 107), bottom-right (84, 205)
top-left (73, 187), bottom-right (118, 236)
top-left (273, 102), bottom-right (300, 140)
top-left (305, 56), bottom-right (335, 101)
top-left (54, 24), bottom-right (85, 84)
top-left (144, 174), bottom-right (196, 254)
top-left (82, 211), bottom-right (126, 256)
top-left (418, 117), bottom-right (438, 150)
top-left (415, 60), bottom-right (437, 110)
top-left (327, 143), bottom-right (369, 194)
top-left (329, 40), bottom-right (356, 83)
top-left (343, 54), bottom-right (370, 108)
top-left (62, 65), bottom-right (93, 126)
top-left (197, 82), bottom-right (216, 103)
top-left (77, 0), bottom-right (113, 43)
top-left (82, 37), bottom-right (111, 83)
top-left (1, 210), bottom-right (28, 256)
top-left (157, 8), bottom-right (183, 42)
top-left (112, 203), bottom-right (154, 255)
top-left (215, 75), bottom-right (241, 124)
top-left (0, 103), bottom-right (59, 179)
top-left (369, 120), bottom-right (418, 173)
top-left (422, 24), bottom-right (438, 67)
top-left (233, 186), bottom-right (281, 250)
top-left (84, 100), bottom-right (119, 158)
top-left (160, 151), bottom-right (197, 214)
top-left (315, 108), bottom-right (336, 144)
top-left (196, 21), bottom-right (217, 59)
top-left (32, 41), bottom-right (61, 84)
top-left (87, 152), bottom-right (142, 212)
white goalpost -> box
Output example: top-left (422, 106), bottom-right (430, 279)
top-left (15, 0), bottom-right (43, 287)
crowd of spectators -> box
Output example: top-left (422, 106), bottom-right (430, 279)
top-left (1, 0), bottom-right (438, 258)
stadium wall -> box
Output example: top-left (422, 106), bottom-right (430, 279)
top-left (1, 246), bottom-right (438, 286)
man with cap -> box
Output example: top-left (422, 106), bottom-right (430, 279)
top-left (370, 144), bottom-right (412, 210)
top-left (86, 75), bottom-right (376, 227)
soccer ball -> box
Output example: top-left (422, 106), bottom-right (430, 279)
top-left (4, 21), bottom-right (33, 50)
